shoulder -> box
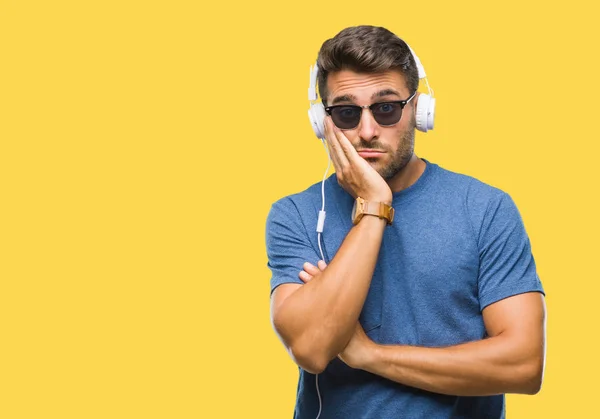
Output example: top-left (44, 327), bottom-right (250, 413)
top-left (267, 176), bottom-right (333, 218)
top-left (429, 162), bottom-right (521, 239)
top-left (431, 162), bottom-right (509, 207)
top-left (266, 176), bottom-right (333, 228)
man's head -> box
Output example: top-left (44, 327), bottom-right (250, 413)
top-left (316, 25), bottom-right (422, 181)
top-left (316, 26), bottom-right (419, 105)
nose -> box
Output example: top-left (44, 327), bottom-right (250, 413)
top-left (357, 106), bottom-right (379, 142)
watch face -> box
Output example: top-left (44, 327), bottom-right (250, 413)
top-left (351, 200), bottom-right (357, 220)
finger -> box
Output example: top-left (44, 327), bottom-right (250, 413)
top-left (331, 122), bottom-right (360, 162)
top-left (299, 270), bottom-right (313, 283)
top-left (325, 118), bottom-right (350, 168)
top-left (317, 260), bottom-right (328, 271)
top-left (331, 122), bottom-right (382, 185)
top-left (328, 118), bottom-right (351, 167)
top-left (324, 118), bottom-right (344, 171)
top-left (303, 262), bottom-right (321, 276)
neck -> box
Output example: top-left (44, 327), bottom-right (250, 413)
top-left (387, 154), bottom-right (426, 194)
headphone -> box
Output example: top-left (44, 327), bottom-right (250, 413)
top-left (308, 44), bottom-right (435, 140)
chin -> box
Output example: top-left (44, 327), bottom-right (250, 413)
top-left (368, 161), bottom-right (386, 175)
top-left (365, 159), bottom-right (389, 175)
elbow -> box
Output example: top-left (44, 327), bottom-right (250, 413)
top-left (518, 358), bottom-right (545, 395)
top-left (273, 317), bottom-right (334, 374)
top-left (290, 343), bottom-right (331, 374)
top-left (272, 318), bottom-right (331, 374)
top-left (524, 368), bottom-right (544, 395)
top-left (522, 376), bottom-right (543, 395)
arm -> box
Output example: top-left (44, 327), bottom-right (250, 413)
top-left (269, 118), bottom-right (392, 374)
top-left (271, 216), bottom-right (387, 374)
top-left (299, 262), bottom-right (546, 395)
top-left (360, 292), bottom-right (546, 396)
top-left (324, 190), bottom-right (546, 395)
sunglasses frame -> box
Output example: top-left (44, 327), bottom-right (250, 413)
top-left (324, 91), bottom-right (417, 129)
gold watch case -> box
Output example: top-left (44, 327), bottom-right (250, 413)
top-left (351, 197), bottom-right (395, 225)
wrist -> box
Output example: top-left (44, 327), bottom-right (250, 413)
top-left (356, 214), bottom-right (388, 227)
top-left (361, 341), bottom-right (382, 371)
top-left (352, 197), bottom-right (395, 225)
top-left (363, 194), bottom-right (392, 205)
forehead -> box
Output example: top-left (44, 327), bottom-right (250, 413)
top-left (326, 69), bottom-right (409, 103)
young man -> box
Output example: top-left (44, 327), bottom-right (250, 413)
top-left (265, 25), bottom-right (546, 418)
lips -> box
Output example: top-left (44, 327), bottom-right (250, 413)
top-left (357, 149), bottom-right (385, 158)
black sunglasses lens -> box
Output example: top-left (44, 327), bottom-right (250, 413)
top-left (330, 106), bottom-right (362, 129)
top-left (372, 103), bottom-right (403, 126)
top-left (330, 103), bottom-right (404, 129)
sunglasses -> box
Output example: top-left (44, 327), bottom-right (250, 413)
top-left (324, 92), bottom-right (416, 130)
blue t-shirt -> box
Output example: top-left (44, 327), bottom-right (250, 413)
top-left (265, 159), bottom-right (544, 419)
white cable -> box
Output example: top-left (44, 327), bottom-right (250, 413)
top-left (317, 233), bottom-right (325, 263)
top-left (316, 139), bottom-right (331, 262)
top-left (315, 373), bottom-right (323, 419)
top-left (424, 76), bottom-right (434, 98)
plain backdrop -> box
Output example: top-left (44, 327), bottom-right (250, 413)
top-left (1, 0), bottom-right (598, 417)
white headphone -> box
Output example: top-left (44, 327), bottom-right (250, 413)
top-left (308, 44), bottom-right (435, 140)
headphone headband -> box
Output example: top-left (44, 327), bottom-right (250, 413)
top-left (407, 45), bottom-right (426, 79)
top-left (308, 64), bottom-right (319, 101)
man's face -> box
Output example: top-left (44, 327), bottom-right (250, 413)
top-left (326, 69), bottom-right (416, 181)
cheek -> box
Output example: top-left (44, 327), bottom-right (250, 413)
top-left (382, 129), bottom-right (404, 150)
top-left (346, 129), bottom-right (361, 140)
top-left (344, 131), bottom-right (361, 147)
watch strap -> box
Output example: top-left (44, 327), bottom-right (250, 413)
top-left (354, 197), bottom-right (395, 225)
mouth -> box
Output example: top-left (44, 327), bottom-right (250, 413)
top-left (357, 149), bottom-right (385, 159)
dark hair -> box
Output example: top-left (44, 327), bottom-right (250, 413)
top-left (316, 25), bottom-right (419, 103)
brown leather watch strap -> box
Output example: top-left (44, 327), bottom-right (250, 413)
top-left (363, 201), bottom-right (395, 225)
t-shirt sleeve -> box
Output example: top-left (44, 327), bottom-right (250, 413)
top-left (265, 197), bottom-right (321, 296)
top-left (477, 192), bottom-right (545, 311)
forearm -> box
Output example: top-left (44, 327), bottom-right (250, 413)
top-left (364, 335), bottom-right (543, 396)
top-left (274, 216), bottom-right (387, 372)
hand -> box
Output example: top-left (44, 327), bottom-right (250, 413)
top-left (324, 118), bottom-right (392, 204)
top-left (298, 261), bottom-right (376, 370)
top-left (337, 322), bottom-right (376, 370)
top-left (298, 260), bottom-right (328, 284)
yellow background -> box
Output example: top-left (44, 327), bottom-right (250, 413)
top-left (1, 0), bottom-right (598, 417)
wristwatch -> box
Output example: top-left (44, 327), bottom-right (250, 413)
top-left (351, 197), bottom-right (394, 225)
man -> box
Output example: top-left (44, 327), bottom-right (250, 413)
top-left (265, 25), bottom-right (546, 419)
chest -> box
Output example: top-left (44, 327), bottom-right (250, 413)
top-left (319, 203), bottom-right (484, 346)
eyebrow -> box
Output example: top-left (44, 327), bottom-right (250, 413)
top-left (372, 89), bottom-right (402, 100)
top-left (330, 94), bottom-right (357, 105)
top-left (330, 89), bottom-right (402, 105)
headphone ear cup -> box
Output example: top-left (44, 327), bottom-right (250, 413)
top-left (415, 93), bottom-right (435, 132)
top-left (308, 103), bottom-right (326, 140)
